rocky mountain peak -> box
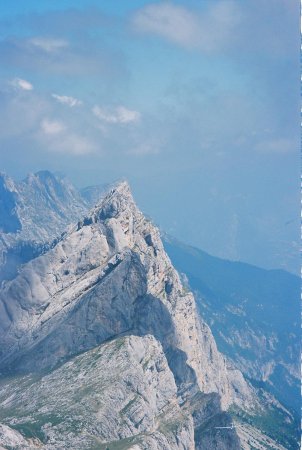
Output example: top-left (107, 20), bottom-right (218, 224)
top-left (26, 170), bottom-right (56, 184)
top-left (0, 171), bottom-right (88, 244)
top-left (0, 173), bottom-right (20, 234)
top-left (75, 180), bottom-right (142, 251)
top-left (34, 170), bottom-right (56, 180)
top-left (0, 179), bottom-right (255, 414)
top-left (0, 175), bottom-right (296, 449)
top-left (23, 171), bottom-right (81, 203)
top-left (92, 180), bottom-right (136, 219)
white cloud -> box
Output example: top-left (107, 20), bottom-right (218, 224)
top-left (93, 105), bottom-right (141, 124)
top-left (41, 118), bottom-right (66, 135)
top-left (52, 94), bottom-right (82, 107)
top-left (132, 3), bottom-right (200, 49)
top-left (28, 37), bottom-right (68, 53)
top-left (10, 77), bottom-right (33, 91)
top-left (0, 82), bottom-right (97, 156)
top-left (115, 106), bottom-right (141, 123)
top-left (132, 2), bottom-right (240, 52)
top-left (39, 119), bottom-right (95, 155)
top-left (0, 89), bottom-right (52, 139)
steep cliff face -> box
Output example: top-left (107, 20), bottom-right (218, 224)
top-left (0, 180), bottom-right (294, 449)
top-left (0, 182), bottom-right (253, 412)
top-left (164, 238), bottom-right (300, 415)
top-left (0, 335), bottom-right (195, 449)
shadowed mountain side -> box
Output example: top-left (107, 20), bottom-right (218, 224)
top-left (164, 237), bottom-right (300, 415)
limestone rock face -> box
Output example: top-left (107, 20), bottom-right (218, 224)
top-left (0, 335), bottom-right (195, 449)
top-left (0, 181), bottom-right (253, 412)
top-left (1, 180), bottom-right (290, 449)
top-left (0, 423), bottom-right (40, 449)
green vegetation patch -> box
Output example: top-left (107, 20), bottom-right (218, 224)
top-left (229, 405), bottom-right (300, 450)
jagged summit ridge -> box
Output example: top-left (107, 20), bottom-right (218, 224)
top-left (96, 180), bottom-right (134, 217)
top-left (80, 179), bottom-right (137, 225)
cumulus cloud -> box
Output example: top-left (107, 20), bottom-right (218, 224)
top-left (132, 1), bottom-right (240, 52)
top-left (10, 77), bottom-right (33, 91)
top-left (93, 105), bottom-right (141, 124)
top-left (52, 94), bottom-right (82, 107)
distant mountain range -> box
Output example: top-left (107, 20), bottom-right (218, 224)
top-left (0, 171), bottom-right (106, 282)
top-left (0, 171), bottom-right (299, 449)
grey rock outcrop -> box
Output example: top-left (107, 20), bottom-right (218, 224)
top-left (0, 423), bottom-right (40, 449)
top-left (0, 180), bottom-right (291, 449)
top-left (0, 335), bottom-right (195, 449)
top-left (0, 334), bottom-right (244, 449)
top-left (0, 181), bottom-right (254, 411)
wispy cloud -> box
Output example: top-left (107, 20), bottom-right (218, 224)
top-left (93, 105), bottom-right (140, 124)
top-left (28, 37), bottom-right (68, 53)
top-left (132, 2), bottom-right (240, 52)
top-left (40, 118), bottom-right (66, 135)
top-left (39, 118), bottom-right (96, 155)
top-left (52, 94), bottom-right (82, 107)
top-left (255, 137), bottom-right (297, 154)
top-left (0, 89), bottom-right (50, 139)
top-left (132, 3), bottom-right (200, 49)
top-left (10, 77), bottom-right (33, 91)
top-left (132, 0), bottom-right (298, 60)
top-left (0, 35), bottom-right (123, 77)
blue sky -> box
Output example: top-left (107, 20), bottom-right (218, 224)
top-left (0, 0), bottom-right (299, 273)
